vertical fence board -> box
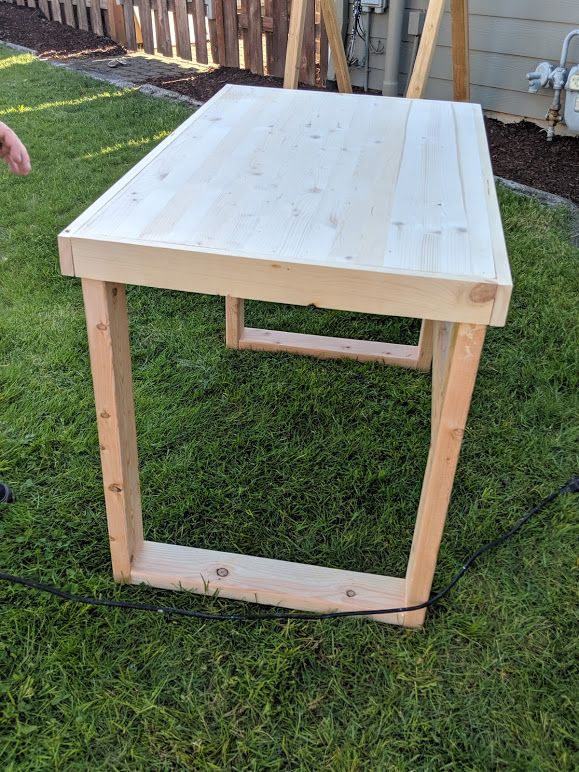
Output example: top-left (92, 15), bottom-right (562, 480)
top-left (299, 0), bottom-right (315, 85)
top-left (239, 0), bottom-right (249, 69)
top-left (89, 0), bottom-right (103, 33)
top-left (50, 0), bottom-right (62, 22)
top-left (247, 0), bottom-right (263, 74)
top-left (213, 0), bottom-right (226, 64)
top-left (270, 0), bottom-right (288, 78)
top-left (208, 18), bottom-right (219, 62)
top-left (264, 0), bottom-right (274, 75)
top-left (155, 0), bottom-right (172, 55)
top-left (62, 0), bottom-right (74, 26)
top-left (191, 0), bottom-right (208, 63)
top-left (121, 0), bottom-right (137, 49)
top-left (318, 0), bottom-right (328, 85)
top-left (222, 0), bottom-right (239, 67)
top-left (138, 0), bottom-right (155, 53)
top-left (173, 0), bottom-right (192, 59)
top-left (76, 0), bottom-right (89, 30)
top-left (38, 0), bottom-right (51, 18)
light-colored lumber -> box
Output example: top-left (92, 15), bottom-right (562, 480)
top-left (68, 237), bottom-right (498, 325)
top-left (225, 295), bottom-right (244, 347)
top-left (406, 0), bottom-right (445, 99)
top-left (283, 0), bottom-right (308, 88)
top-left (237, 328), bottom-right (421, 368)
top-left (81, 279), bottom-right (144, 581)
top-left (451, 0), bottom-right (470, 102)
top-left (131, 541), bottom-right (407, 624)
top-left (405, 322), bottom-right (486, 626)
top-left (61, 87), bottom-right (508, 324)
top-left (416, 320), bottom-right (434, 371)
top-left (319, 0), bottom-right (351, 93)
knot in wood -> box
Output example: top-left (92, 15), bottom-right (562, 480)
top-left (108, 484), bottom-right (122, 493)
top-left (96, 322), bottom-right (108, 331)
top-left (469, 283), bottom-right (496, 304)
top-left (216, 567), bottom-right (229, 577)
top-left (346, 589), bottom-right (356, 598)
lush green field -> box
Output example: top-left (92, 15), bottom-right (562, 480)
top-left (0, 47), bottom-right (577, 770)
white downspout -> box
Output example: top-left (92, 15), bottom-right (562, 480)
top-left (382, 0), bottom-right (405, 96)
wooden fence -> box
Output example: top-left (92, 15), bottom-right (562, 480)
top-left (3, 0), bottom-right (329, 85)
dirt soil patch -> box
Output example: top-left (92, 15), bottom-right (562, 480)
top-left (485, 117), bottom-right (579, 205)
top-left (0, 6), bottom-right (124, 60)
top-left (1, 5), bottom-right (578, 204)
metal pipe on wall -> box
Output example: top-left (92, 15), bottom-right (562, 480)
top-left (382, 0), bottom-right (405, 96)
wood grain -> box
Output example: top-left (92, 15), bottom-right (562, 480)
top-left (319, 0), bottom-right (351, 93)
top-left (138, 0), bottom-right (155, 53)
top-left (131, 540), bottom-right (407, 624)
top-left (173, 0), bottom-right (192, 59)
top-left (82, 280), bottom-right (144, 581)
top-left (284, 0), bottom-right (307, 88)
top-left (222, 0), bottom-right (239, 67)
top-left (406, 0), bottom-right (445, 99)
top-left (451, 0), bottom-right (470, 101)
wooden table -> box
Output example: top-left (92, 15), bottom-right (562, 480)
top-left (59, 85), bottom-right (512, 626)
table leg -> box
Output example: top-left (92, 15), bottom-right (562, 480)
top-left (225, 295), bottom-right (244, 348)
top-left (404, 322), bottom-right (486, 626)
top-left (416, 319), bottom-right (434, 371)
top-left (82, 279), bottom-right (144, 581)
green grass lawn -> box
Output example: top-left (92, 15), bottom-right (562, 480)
top-left (0, 47), bottom-right (577, 770)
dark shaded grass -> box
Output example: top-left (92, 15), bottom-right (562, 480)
top-left (0, 49), bottom-right (577, 770)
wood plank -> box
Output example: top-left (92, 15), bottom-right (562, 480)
top-left (81, 279), bottom-right (144, 581)
top-left (69, 237), bottom-right (498, 325)
top-left (173, 0), bottom-right (192, 60)
top-left (299, 0), bottom-right (315, 85)
top-left (122, 0), bottom-right (138, 50)
top-left (192, 0), bottom-right (208, 63)
top-left (318, 0), bottom-right (351, 93)
top-left (406, 0), bottom-right (579, 26)
top-left (76, 0), bottom-right (89, 31)
top-left (89, 0), bottom-right (103, 34)
top-left (247, 0), bottom-right (264, 74)
top-left (38, 0), bottom-right (51, 21)
top-left (107, 0), bottom-right (127, 45)
top-left (155, 0), bottom-right (173, 56)
top-left (283, 0), bottom-right (307, 88)
top-left (405, 322), bottom-right (486, 626)
top-left (131, 540), bottom-right (408, 625)
top-left (63, 0), bottom-right (75, 25)
top-left (416, 320), bottom-right (434, 371)
top-left (222, 0), bottom-right (239, 67)
top-left (451, 0), bottom-right (470, 101)
top-left (238, 328), bottom-right (421, 368)
top-left (213, 0), bottom-right (226, 64)
top-left (51, 0), bottom-right (63, 23)
top-left (264, 0), bottom-right (274, 75)
top-left (239, 0), bottom-right (250, 68)
top-left (406, 0), bottom-right (445, 99)
top-left (138, 0), bottom-right (155, 54)
top-left (208, 18), bottom-right (219, 63)
top-left (270, 0), bottom-right (288, 78)
top-left (318, 3), bottom-right (328, 85)
top-left (225, 296), bottom-right (245, 347)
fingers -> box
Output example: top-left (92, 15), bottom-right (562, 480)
top-left (0, 124), bottom-right (31, 176)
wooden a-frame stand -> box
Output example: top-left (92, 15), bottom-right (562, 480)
top-left (83, 1), bottom-right (477, 628)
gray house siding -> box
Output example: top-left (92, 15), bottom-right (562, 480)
top-left (343, 0), bottom-right (579, 122)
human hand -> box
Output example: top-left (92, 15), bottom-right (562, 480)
top-left (0, 122), bottom-right (31, 175)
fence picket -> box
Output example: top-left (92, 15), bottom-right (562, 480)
top-left (299, 0), bottom-right (315, 85)
top-left (173, 0), bottom-right (192, 59)
top-left (50, 0), bottom-right (62, 22)
top-left (213, 0), bottom-right (226, 64)
top-left (76, 0), bottom-right (89, 30)
top-left (319, 2), bottom-right (328, 85)
top-left (121, 0), bottom-right (137, 49)
top-left (247, 0), bottom-right (263, 74)
top-left (38, 0), bottom-right (50, 18)
top-left (89, 0), bottom-right (103, 34)
top-left (154, 0), bottom-right (172, 55)
top-left (190, 0), bottom-right (207, 63)
top-left (270, 0), bottom-right (288, 78)
top-left (137, 0), bottom-right (155, 53)
top-left (222, 0), bottom-right (239, 67)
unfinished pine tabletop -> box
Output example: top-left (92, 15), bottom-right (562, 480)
top-left (60, 85), bottom-right (512, 626)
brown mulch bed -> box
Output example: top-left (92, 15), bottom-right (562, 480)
top-left (0, 5), bottom-right (124, 60)
top-left (1, 5), bottom-right (578, 204)
top-left (485, 117), bottom-right (579, 205)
